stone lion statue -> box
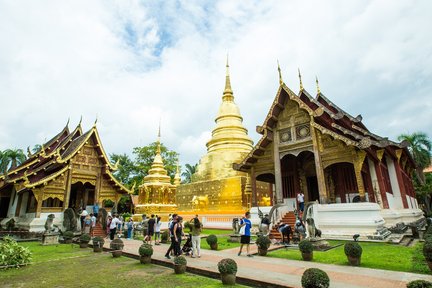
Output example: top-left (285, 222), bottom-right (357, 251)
top-left (232, 218), bottom-right (240, 234)
top-left (305, 218), bottom-right (321, 239)
top-left (63, 208), bottom-right (78, 232)
top-left (44, 214), bottom-right (56, 233)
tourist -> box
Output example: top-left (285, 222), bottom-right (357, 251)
top-left (106, 215), bottom-right (113, 237)
top-left (154, 216), bottom-right (162, 245)
top-left (190, 215), bottom-right (202, 258)
top-left (126, 218), bottom-right (134, 240)
top-left (237, 211), bottom-right (253, 257)
top-left (141, 214), bottom-right (148, 241)
top-left (90, 213), bottom-right (96, 236)
top-left (109, 214), bottom-right (122, 241)
top-left (297, 192), bottom-right (305, 213)
top-left (93, 202), bottom-right (99, 221)
top-left (83, 214), bottom-right (91, 234)
top-left (277, 223), bottom-right (292, 244)
top-left (295, 217), bottom-right (306, 240)
top-left (165, 213), bottom-right (178, 259)
top-left (173, 216), bottom-right (185, 256)
top-left (146, 214), bottom-right (156, 244)
top-left (261, 214), bottom-right (271, 236)
top-left (118, 214), bottom-right (124, 232)
top-left (80, 208), bottom-right (89, 232)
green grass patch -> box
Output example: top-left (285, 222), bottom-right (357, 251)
top-left (0, 242), bottom-right (245, 287)
top-left (267, 240), bottom-right (430, 274)
top-left (201, 236), bottom-right (242, 250)
top-left (201, 229), bottom-right (231, 236)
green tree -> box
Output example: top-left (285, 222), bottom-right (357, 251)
top-left (133, 142), bottom-right (179, 182)
top-left (0, 150), bottom-right (11, 175)
top-left (110, 153), bottom-right (136, 187)
top-left (398, 132), bottom-right (432, 184)
top-left (181, 163), bottom-right (198, 183)
top-left (4, 149), bottom-right (26, 170)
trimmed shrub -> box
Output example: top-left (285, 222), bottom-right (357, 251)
top-left (79, 234), bottom-right (91, 242)
top-left (0, 237), bottom-right (32, 268)
top-left (206, 234), bottom-right (218, 245)
top-left (63, 231), bottom-right (74, 239)
top-left (139, 243), bottom-right (153, 257)
top-left (301, 268), bottom-right (330, 288)
top-left (256, 235), bottom-right (271, 250)
top-left (299, 240), bottom-right (313, 253)
top-left (423, 241), bottom-right (432, 262)
top-left (217, 258), bottom-right (237, 275)
top-left (161, 230), bottom-right (169, 242)
top-left (407, 280), bottom-right (432, 288)
top-left (174, 255), bottom-right (187, 265)
top-left (110, 238), bottom-right (124, 250)
top-left (344, 242), bottom-right (363, 258)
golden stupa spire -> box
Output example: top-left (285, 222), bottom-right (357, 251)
top-left (316, 76), bottom-right (321, 94)
top-left (277, 60), bottom-right (283, 85)
top-left (156, 119), bottom-right (161, 154)
top-left (298, 68), bottom-right (304, 91)
top-left (223, 54), bottom-right (234, 100)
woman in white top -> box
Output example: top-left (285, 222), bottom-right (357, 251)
top-left (154, 216), bottom-right (162, 245)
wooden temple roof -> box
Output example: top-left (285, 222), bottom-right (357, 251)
top-left (0, 122), bottom-right (130, 194)
top-left (234, 82), bottom-right (415, 172)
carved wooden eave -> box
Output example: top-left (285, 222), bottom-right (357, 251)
top-left (22, 165), bottom-right (69, 189)
top-left (311, 121), bottom-right (358, 147)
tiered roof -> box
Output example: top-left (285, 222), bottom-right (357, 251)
top-left (0, 121), bottom-right (130, 193)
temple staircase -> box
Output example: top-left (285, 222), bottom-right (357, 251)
top-left (269, 212), bottom-right (296, 241)
top-left (92, 223), bottom-right (106, 237)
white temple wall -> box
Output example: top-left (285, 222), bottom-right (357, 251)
top-left (386, 156), bottom-right (403, 209)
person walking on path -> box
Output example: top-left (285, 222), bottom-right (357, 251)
top-left (126, 218), bottom-right (134, 240)
top-left (106, 215), bottom-right (112, 238)
top-left (90, 213), bottom-right (96, 236)
top-left (154, 216), bottom-right (162, 245)
top-left (93, 202), bottom-right (99, 221)
top-left (146, 214), bottom-right (156, 244)
top-left (297, 192), bottom-right (305, 214)
top-left (165, 213), bottom-right (178, 259)
top-left (109, 214), bottom-right (122, 241)
top-left (238, 211), bottom-right (253, 257)
top-left (141, 214), bottom-right (148, 241)
top-left (173, 216), bottom-right (185, 256)
top-left (190, 215), bottom-right (202, 258)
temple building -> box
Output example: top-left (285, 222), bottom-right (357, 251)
top-left (234, 68), bottom-right (423, 237)
top-left (176, 61), bottom-right (271, 226)
top-left (132, 130), bottom-right (178, 219)
top-left (0, 120), bottom-right (130, 231)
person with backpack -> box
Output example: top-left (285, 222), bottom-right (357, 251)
top-left (237, 211), bottom-right (253, 257)
top-left (190, 215), bottom-right (202, 258)
top-left (165, 213), bottom-right (178, 259)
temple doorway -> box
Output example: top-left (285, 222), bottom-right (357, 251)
top-left (325, 162), bottom-right (358, 203)
top-left (306, 176), bottom-right (319, 202)
top-left (69, 181), bottom-right (95, 210)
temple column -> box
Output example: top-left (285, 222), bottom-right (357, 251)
top-left (353, 150), bottom-right (367, 202)
top-left (95, 170), bottom-right (102, 206)
top-left (393, 150), bottom-right (409, 208)
top-left (386, 155), bottom-right (404, 209)
top-left (310, 125), bottom-right (328, 203)
top-left (273, 131), bottom-right (283, 203)
top-left (368, 158), bottom-right (383, 208)
top-left (35, 189), bottom-right (43, 218)
top-left (63, 167), bottom-right (72, 210)
top-left (251, 167), bottom-right (257, 206)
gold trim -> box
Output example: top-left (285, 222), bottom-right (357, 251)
top-left (25, 166), bottom-right (69, 188)
top-left (395, 149), bottom-right (403, 163)
top-left (42, 193), bottom-right (65, 201)
top-left (376, 149), bottom-right (385, 162)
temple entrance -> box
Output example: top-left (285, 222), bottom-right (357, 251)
top-left (69, 181), bottom-right (95, 210)
top-left (306, 176), bottom-right (319, 202)
top-left (325, 162), bottom-right (358, 203)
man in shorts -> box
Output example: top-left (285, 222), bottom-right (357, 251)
top-left (237, 211), bottom-right (253, 257)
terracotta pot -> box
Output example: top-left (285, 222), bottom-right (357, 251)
top-left (93, 246), bottom-right (103, 253)
top-left (220, 273), bottom-right (236, 285)
top-left (258, 247), bottom-right (268, 256)
top-left (112, 250), bottom-right (122, 258)
top-left (79, 242), bottom-right (89, 248)
top-left (347, 256), bottom-right (361, 266)
top-left (140, 255), bottom-right (151, 264)
top-left (210, 243), bottom-right (218, 250)
top-left (301, 252), bottom-right (313, 261)
top-left (174, 264), bottom-right (186, 274)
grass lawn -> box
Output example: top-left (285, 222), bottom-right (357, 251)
top-left (201, 235), bottom-right (242, 250)
top-left (201, 229), bottom-right (231, 236)
top-left (0, 242), bottom-right (245, 288)
top-left (267, 240), bottom-right (430, 274)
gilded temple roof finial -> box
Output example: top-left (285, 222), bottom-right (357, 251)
top-left (223, 54), bottom-right (233, 100)
top-left (66, 117), bottom-right (70, 128)
top-left (156, 119), bottom-right (161, 154)
top-left (316, 76), bottom-right (321, 94)
top-left (78, 115), bottom-right (82, 126)
top-left (298, 68), bottom-right (304, 92)
top-left (277, 60), bottom-right (284, 85)
top-left (93, 115), bottom-right (98, 127)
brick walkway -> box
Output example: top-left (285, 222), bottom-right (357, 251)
top-left (104, 239), bottom-right (432, 288)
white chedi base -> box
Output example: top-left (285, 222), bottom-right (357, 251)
top-left (1, 212), bottom-right (65, 232)
top-left (380, 208), bottom-right (424, 227)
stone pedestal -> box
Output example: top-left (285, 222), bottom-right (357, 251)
top-left (228, 234), bottom-right (241, 243)
top-left (42, 232), bottom-right (59, 245)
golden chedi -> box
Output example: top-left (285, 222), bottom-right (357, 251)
top-left (176, 60), bottom-right (271, 215)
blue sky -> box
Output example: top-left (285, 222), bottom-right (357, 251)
top-left (0, 0), bottom-right (431, 168)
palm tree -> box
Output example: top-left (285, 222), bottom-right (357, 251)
top-left (181, 163), bottom-right (198, 184)
top-left (0, 150), bottom-right (11, 175)
top-left (4, 149), bottom-right (27, 170)
top-left (398, 132), bottom-right (432, 184)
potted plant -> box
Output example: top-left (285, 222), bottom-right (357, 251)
top-left (110, 238), bottom-right (124, 257)
top-left (217, 258), bottom-right (237, 285)
top-left (301, 268), bottom-right (330, 288)
top-left (423, 240), bottom-right (432, 271)
top-left (92, 236), bottom-right (105, 252)
top-left (407, 280), bottom-right (432, 288)
top-left (299, 240), bottom-right (313, 261)
top-left (79, 234), bottom-right (91, 248)
top-left (173, 255), bottom-right (187, 274)
top-left (161, 230), bottom-right (169, 244)
top-left (344, 241), bottom-right (362, 266)
top-left (206, 234), bottom-right (218, 250)
top-left (256, 235), bottom-right (271, 256)
top-left (63, 231), bottom-right (74, 244)
top-left (139, 243), bottom-right (153, 264)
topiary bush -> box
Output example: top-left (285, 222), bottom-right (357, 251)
top-left (256, 235), bottom-right (271, 250)
top-left (206, 234), bottom-right (218, 245)
top-left (139, 243), bottom-right (153, 257)
top-left (161, 230), bottom-right (169, 243)
top-left (407, 280), bottom-right (432, 288)
top-left (63, 231), bottom-right (74, 239)
top-left (299, 240), bottom-right (313, 253)
top-left (80, 234), bottom-right (91, 242)
top-left (301, 268), bottom-right (330, 288)
top-left (174, 255), bottom-right (187, 265)
top-left (423, 241), bottom-right (432, 262)
top-left (217, 258), bottom-right (237, 275)
top-left (0, 236), bottom-right (32, 268)
top-left (110, 238), bottom-right (124, 250)
top-left (344, 242), bottom-right (363, 258)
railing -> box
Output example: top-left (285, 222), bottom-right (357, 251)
top-left (267, 203), bottom-right (292, 227)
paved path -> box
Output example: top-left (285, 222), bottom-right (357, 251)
top-left (104, 239), bottom-right (432, 288)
